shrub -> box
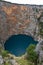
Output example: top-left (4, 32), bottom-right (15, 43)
top-left (26, 44), bottom-right (38, 65)
top-left (1, 50), bottom-right (9, 58)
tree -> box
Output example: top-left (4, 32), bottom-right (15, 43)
top-left (26, 44), bottom-right (38, 65)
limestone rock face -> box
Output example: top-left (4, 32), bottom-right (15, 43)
top-left (35, 40), bottom-right (43, 65)
top-left (0, 1), bottom-right (43, 44)
top-left (0, 55), bottom-right (4, 65)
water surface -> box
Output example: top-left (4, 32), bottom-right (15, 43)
top-left (4, 34), bottom-right (38, 56)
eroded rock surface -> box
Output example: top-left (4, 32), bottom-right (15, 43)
top-left (0, 1), bottom-right (43, 45)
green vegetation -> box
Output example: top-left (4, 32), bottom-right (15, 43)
top-left (0, 46), bottom-right (9, 58)
top-left (26, 44), bottom-right (38, 65)
top-left (0, 44), bottom-right (38, 65)
top-left (16, 44), bottom-right (38, 65)
top-left (0, 46), bottom-right (11, 65)
top-left (16, 58), bottom-right (34, 65)
top-left (1, 50), bottom-right (9, 58)
top-left (4, 62), bottom-right (11, 65)
top-left (39, 22), bottom-right (43, 36)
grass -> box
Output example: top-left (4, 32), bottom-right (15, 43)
top-left (1, 50), bottom-right (9, 58)
top-left (4, 62), bottom-right (11, 65)
top-left (16, 58), bottom-right (34, 65)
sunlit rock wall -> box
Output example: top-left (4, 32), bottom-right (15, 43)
top-left (0, 1), bottom-right (43, 45)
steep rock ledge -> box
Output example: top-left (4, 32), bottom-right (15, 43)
top-left (0, 1), bottom-right (43, 46)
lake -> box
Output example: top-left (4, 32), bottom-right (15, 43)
top-left (4, 34), bottom-right (38, 56)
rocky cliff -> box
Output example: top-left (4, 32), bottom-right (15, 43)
top-left (0, 1), bottom-right (43, 45)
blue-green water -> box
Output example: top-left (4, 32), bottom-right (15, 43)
top-left (4, 34), bottom-right (38, 56)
